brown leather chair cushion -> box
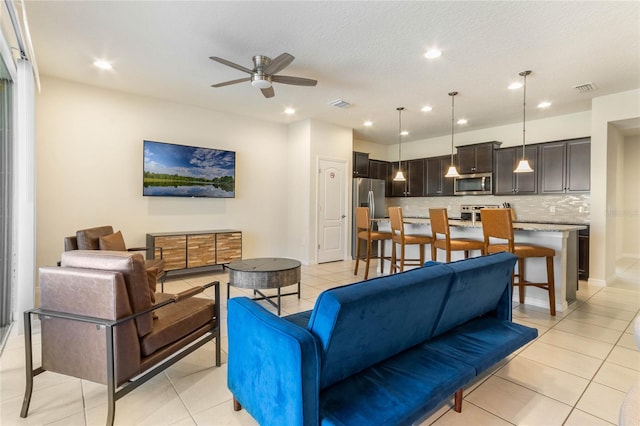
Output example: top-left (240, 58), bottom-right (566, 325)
top-left (61, 250), bottom-right (154, 337)
top-left (140, 295), bottom-right (215, 356)
top-left (99, 231), bottom-right (127, 251)
top-left (76, 226), bottom-right (114, 250)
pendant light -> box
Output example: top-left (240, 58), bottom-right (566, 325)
top-left (514, 70), bottom-right (534, 173)
top-left (444, 92), bottom-right (460, 178)
top-left (393, 107), bottom-right (406, 181)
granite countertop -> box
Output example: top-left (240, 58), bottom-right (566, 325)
top-left (397, 217), bottom-right (587, 232)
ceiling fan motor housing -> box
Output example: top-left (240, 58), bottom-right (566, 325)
top-left (251, 55), bottom-right (272, 88)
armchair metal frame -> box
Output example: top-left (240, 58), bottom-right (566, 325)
top-left (21, 281), bottom-right (221, 426)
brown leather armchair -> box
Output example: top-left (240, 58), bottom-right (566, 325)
top-left (64, 225), bottom-right (166, 292)
top-left (21, 250), bottom-right (220, 426)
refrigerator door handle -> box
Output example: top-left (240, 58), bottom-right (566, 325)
top-left (368, 190), bottom-right (375, 219)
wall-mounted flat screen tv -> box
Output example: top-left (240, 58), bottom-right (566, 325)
top-left (143, 140), bottom-right (235, 198)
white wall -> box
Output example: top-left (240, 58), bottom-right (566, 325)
top-left (386, 111), bottom-right (591, 162)
top-left (309, 120), bottom-right (353, 263)
top-left (286, 120), bottom-right (312, 261)
top-left (286, 119), bottom-right (353, 264)
top-left (36, 76), bottom-right (291, 273)
top-left (622, 135), bottom-right (640, 258)
top-left (591, 89), bottom-right (640, 285)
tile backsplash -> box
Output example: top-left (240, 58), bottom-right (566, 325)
top-left (385, 194), bottom-right (590, 224)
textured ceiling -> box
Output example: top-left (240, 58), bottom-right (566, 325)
top-left (22, 1), bottom-right (640, 144)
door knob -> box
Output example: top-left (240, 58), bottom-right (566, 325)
top-left (341, 214), bottom-right (346, 218)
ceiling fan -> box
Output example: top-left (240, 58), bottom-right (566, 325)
top-left (210, 53), bottom-right (318, 98)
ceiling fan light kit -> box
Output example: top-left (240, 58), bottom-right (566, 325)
top-left (210, 53), bottom-right (317, 98)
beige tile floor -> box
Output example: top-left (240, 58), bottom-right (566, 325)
top-left (1, 258), bottom-right (638, 426)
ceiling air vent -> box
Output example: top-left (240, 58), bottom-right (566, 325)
top-left (329, 99), bottom-right (351, 108)
top-left (573, 82), bottom-right (597, 92)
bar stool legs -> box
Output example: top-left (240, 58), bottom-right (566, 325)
top-left (515, 255), bottom-right (556, 316)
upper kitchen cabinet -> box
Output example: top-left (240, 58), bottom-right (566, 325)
top-left (368, 159), bottom-right (390, 181)
top-left (353, 151), bottom-right (369, 177)
top-left (457, 141), bottom-right (502, 174)
top-left (368, 159), bottom-right (391, 194)
top-left (538, 138), bottom-right (590, 194)
top-left (390, 159), bottom-right (425, 197)
top-left (494, 145), bottom-right (538, 195)
top-left (406, 159), bottom-right (425, 197)
top-left (425, 155), bottom-right (455, 196)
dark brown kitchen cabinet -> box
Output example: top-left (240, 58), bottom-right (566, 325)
top-left (406, 159), bottom-right (425, 197)
top-left (390, 162), bottom-right (406, 197)
top-left (457, 141), bottom-right (501, 174)
top-left (494, 145), bottom-right (538, 195)
top-left (368, 160), bottom-right (389, 180)
top-left (538, 138), bottom-right (590, 193)
top-left (390, 159), bottom-right (424, 197)
top-left (369, 159), bottom-right (391, 195)
top-left (353, 151), bottom-right (369, 177)
top-left (425, 155), bottom-right (455, 196)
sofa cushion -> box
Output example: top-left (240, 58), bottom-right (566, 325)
top-left (99, 230), bottom-right (127, 251)
top-left (140, 294), bottom-right (214, 356)
top-left (319, 344), bottom-right (475, 426)
top-left (284, 310), bottom-right (313, 329)
top-left (308, 264), bottom-right (454, 390)
top-left (61, 250), bottom-right (154, 337)
top-left (425, 317), bottom-right (538, 373)
top-left (76, 226), bottom-right (114, 250)
top-left (431, 252), bottom-right (517, 337)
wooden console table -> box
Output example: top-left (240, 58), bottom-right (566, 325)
top-left (146, 229), bottom-right (242, 276)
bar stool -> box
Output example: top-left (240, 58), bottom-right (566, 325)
top-left (354, 207), bottom-right (392, 280)
top-left (388, 206), bottom-right (433, 273)
top-left (480, 208), bottom-right (556, 316)
top-left (429, 208), bottom-right (485, 262)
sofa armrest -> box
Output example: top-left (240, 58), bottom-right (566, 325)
top-left (127, 246), bottom-right (163, 259)
top-left (228, 297), bottom-right (320, 426)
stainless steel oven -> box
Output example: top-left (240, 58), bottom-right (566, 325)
top-left (460, 204), bottom-right (500, 222)
top-left (454, 172), bottom-right (493, 195)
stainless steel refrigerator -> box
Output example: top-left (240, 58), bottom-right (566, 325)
top-left (352, 178), bottom-right (386, 258)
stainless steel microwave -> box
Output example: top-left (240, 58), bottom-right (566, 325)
top-left (454, 173), bottom-right (493, 195)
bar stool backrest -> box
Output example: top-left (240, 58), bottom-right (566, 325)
top-left (355, 207), bottom-right (371, 233)
top-left (429, 208), bottom-right (450, 238)
top-left (480, 208), bottom-right (515, 250)
top-left (388, 207), bottom-right (404, 239)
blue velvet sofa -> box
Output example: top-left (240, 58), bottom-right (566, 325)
top-left (227, 252), bottom-right (538, 426)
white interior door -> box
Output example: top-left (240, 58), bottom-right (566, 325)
top-left (318, 158), bottom-right (347, 263)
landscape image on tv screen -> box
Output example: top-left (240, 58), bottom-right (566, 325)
top-left (143, 140), bottom-right (236, 198)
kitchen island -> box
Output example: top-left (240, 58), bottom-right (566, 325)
top-left (376, 218), bottom-right (586, 313)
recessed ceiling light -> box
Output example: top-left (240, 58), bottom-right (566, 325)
top-left (508, 82), bottom-right (522, 90)
top-left (284, 107), bottom-right (295, 115)
top-left (424, 49), bottom-right (442, 59)
top-left (457, 119), bottom-right (468, 125)
top-left (93, 59), bottom-right (113, 70)
top-left (400, 130), bottom-right (409, 136)
top-left (421, 106), bottom-right (433, 112)
top-left (537, 101), bottom-right (552, 108)
top-left (363, 120), bottom-right (373, 127)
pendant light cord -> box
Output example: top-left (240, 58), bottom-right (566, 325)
top-left (397, 107), bottom-right (404, 168)
top-left (450, 93), bottom-right (455, 164)
top-left (520, 71), bottom-right (530, 161)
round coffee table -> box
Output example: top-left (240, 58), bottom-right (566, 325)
top-left (226, 258), bottom-right (301, 315)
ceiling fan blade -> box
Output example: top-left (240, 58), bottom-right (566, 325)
top-left (211, 77), bottom-right (251, 88)
top-left (272, 75), bottom-right (318, 86)
top-left (209, 56), bottom-right (253, 74)
top-left (264, 53), bottom-right (294, 75)
top-left (261, 86), bottom-right (275, 98)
